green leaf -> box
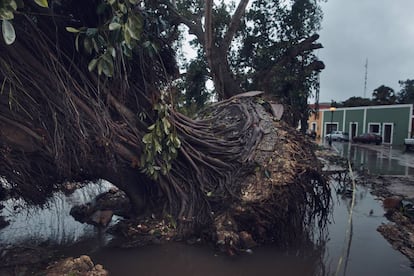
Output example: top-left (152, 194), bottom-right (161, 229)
top-left (10, 0), bottom-right (18, 10)
top-left (118, 3), bottom-right (127, 14)
top-left (34, 0), bottom-right (48, 8)
top-left (97, 58), bottom-right (103, 75)
top-left (2, 20), bottom-right (16, 45)
top-left (83, 37), bottom-right (93, 54)
top-left (142, 133), bottom-right (153, 144)
top-left (101, 58), bottom-right (113, 77)
top-left (109, 22), bottom-right (121, 31)
top-left (123, 26), bottom-right (132, 46)
top-left (172, 136), bottom-right (181, 148)
top-left (127, 14), bottom-right (142, 40)
top-left (65, 27), bottom-right (80, 33)
top-left (86, 28), bottom-right (98, 36)
top-left (92, 37), bottom-right (99, 53)
top-left (121, 41), bottom-right (132, 57)
top-left (75, 34), bottom-right (80, 52)
top-left (108, 47), bottom-right (116, 58)
top-left (102, 52), bottom-right (112, 63)
top-left (154, 140), bottom-right (162, 153)
top-left (88, 58), bottom-right (98, 72)
top-left (162, 118), bottom-right (171, 135)
top-left (0, 10), bottom-right (14, 21)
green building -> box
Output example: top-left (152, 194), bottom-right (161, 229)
top-left (320, 104), bottom-right (413, 145)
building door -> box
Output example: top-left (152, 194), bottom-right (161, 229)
top-left (350, 122), bottom-right (358, 139)
top-left (383, 123), bottom-right (393, 144)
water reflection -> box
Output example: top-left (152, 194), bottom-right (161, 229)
top-left (90, 242), bottom-right (329, 276)
top-left (86, 184), bottom-right (412, 276)
top-left (324, 185), bottom-right (411, 275)
top-left (333, 142), bottom-right (414, 176)
top-left (0, 180), bottom-right (114, 247)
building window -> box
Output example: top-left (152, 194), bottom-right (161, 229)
top-left (311, 122), bottom-right (317, 132)
top-left (368, 123), bottom-right (380, 134)
top-left (326, 123), bottom-right (338, 135)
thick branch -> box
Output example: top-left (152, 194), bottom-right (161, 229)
top-left (165, 1), bottom-right (205, 45)
top-left (221, 0), bottom-right (250, 52)
top-left (204, 0), bottom-right (213, 72)
top-left (261, 34), bottom-right (324, 88)
top-left (287, 34), bottom-right (323, 58)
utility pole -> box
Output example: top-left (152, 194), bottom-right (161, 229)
top-left (364, 58), bottom-right (368, 98)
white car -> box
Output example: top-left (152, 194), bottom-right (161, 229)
top-left (404, 137), bottom-right (414, 150)
top-left (325, 131), bottom-right (349, 142)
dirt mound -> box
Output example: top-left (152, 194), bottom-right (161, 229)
top-left (45, 255), bottom-right (108, 276)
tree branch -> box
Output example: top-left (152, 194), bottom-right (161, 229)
top-left (204, 0), bottom-right (213, 70)
top-left (221, 0), bottom-right (250, 52)
top-left (165, 1), bottom-right (205, 45)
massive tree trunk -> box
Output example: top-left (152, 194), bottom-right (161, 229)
top-left (203, 0), bottom-right (248, 99)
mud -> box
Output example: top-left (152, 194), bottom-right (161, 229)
top-left (360, 173), bottom-right (414, 265)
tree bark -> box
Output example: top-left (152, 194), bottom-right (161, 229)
top-left (169, 0), bottom-right (247, 99)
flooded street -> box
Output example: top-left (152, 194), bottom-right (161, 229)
top-left (1, 143), bottom-right (414, 275)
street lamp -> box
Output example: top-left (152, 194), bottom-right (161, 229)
top-left (329, 106), bottom-right (336, 146)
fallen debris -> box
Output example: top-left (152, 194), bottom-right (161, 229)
top-left (45, 255), bottom-right (108, 276)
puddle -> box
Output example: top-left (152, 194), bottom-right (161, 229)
top-left (333, 142), bottom-right (414, 176)
top-left (82, 185), bottom-right (411, 276)
top-left (0, 180), bottom-right (115, 247)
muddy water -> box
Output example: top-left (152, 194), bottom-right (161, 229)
top-left (84, 186), bottom-right (411, 276)
top-left (1, 145), bottom-right (414, 275)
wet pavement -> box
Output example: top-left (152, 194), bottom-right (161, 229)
top-left (332, 141), bottom-right (414, 176)
top-left (333, 141), bottom-right (414, 199)
top-left (2, 143), bottom-right (414, 275)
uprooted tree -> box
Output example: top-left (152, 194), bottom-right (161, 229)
top-left (0, 0), bottom-right (329, 249)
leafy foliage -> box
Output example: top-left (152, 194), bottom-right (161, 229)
top-left (0, 0), bottom-right (180, 202)
top-left (172, 0), bottom-right (325, 128)
top-left (180, 58), bottom-right (210, 114)
top-left (65, 0), bottom-right (147, 77)
top-left (238, 0), bottom-right (324, 129)
top-left (397, 79), bottom-right (414, 104)
top-left (372, 85), bottom-right (396, 105)
top-left (141, 103), bottom-right (181, 180)
top-left (0, 0), bottom-right (49, 45)
top-left (337, 96), bottom-right (372, 107)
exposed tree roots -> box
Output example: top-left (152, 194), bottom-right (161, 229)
top-left (105, 96), bottom-right (331, 251)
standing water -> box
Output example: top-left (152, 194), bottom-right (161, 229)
top-left (1, 144), bottom-right (413, 275)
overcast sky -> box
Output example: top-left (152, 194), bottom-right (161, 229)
top-left (318, 0), bottom-right (414, 103)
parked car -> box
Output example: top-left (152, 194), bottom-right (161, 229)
top-left (352, 133), bottom-right (382, 145)
top-left (325, 131), bottom-right (349, 142)
top-left (404, 137), bottom-right (414, 151)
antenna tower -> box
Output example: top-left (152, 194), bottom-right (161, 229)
top-left (364, 59), bottom-right (368, 98)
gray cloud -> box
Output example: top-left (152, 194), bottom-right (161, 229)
top-left (318, 0), bottom-right (414, 103)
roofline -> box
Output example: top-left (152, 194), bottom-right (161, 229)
top-left (321, 103), bottom-right (413, 111)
